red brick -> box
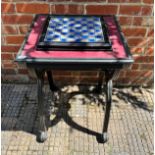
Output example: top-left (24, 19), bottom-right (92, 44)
top-left (119, 16), bottom-right (133, 25)
top-left (2, 0), bottom-right (31, 1)
top-left (131, 47), bottom-right (143, 54)
top-left (2, 15), bottom-right (33, 24)
top-left (146, 78), bottom-right (154, 87)
top-left (118, 70), bottom-right (126, 78)
top-left (48, 0), bottom-right (71, 1)
top-left (146, 37), bottom-right (153, 46)
top-left (125, 70), bottom-right (142, 77)
top-left (80, 71), bottom-right (98, 76)
top-left (119, 5), bottom-right (141, 15)
top-left (143, 0), bottom-right (153, 4)
top-left (3, 62), bottom-right (17, 68)
top-left (148, 56), bottom-right (154, 63)
top-left (125, 70), bottom-right (153, 78)
top-left (19, 25), bottom-right (29, 34)
top-left (86, 5), bottom-right (118, 15)
top-left (16, 3), bottom-right (49, 14)
top-left (51, 4), bottom-right (63, 14)
top-left (6, 36), bottom-right (25, 44)
top-left (72, 0), bottom-right (105, 1)
top-left (116, 77), bottom-right (129, 84)
top-left (133, 76), bottom-right (152, 84)
top-left (145, 47), bottom-right (154, 55)
top-left (52, 70), bottom-right (71, 76)
top-left (80, 77), bottom-right (98, 84)
top-left (2, 3), bottom-right (15, 13)
top-left (134, 56), bottom-right (150, 63)
top-left (72, 72), bottom-right (81, 76)
top-left (131, 64), bottom-right (139, 70)
top-left (139, 63), bottom-right (153, 70)
top-left (127, 38), bottom-right (143, 46)
top-left (147, 28), bottom-right (154, 37)
top-left (2, 68), bottom-right (16, 74)
top-left (144, 17), bottom-right (153, 26)
top-left (133, 17), bottom-right (143, 25)
top-left (13, 53), bottom-right (17, 58)
top-left (1, 53), bottom-right (13, 60)
top-left (1, 45), bottom-right (20, 53)
top-left (134, 56), bottom-right (144, 63)
top-left (122, 28), bottom-right (146, 37)
top-left (3, 26), bottom-right (18, 34)
top-left (133, 37), bottom-right (152, 47)
top-left (52, 4), bottom-right (84, 14)
top-left (142, 71), bottom-right (153, 77)
top-left (141, 6), bottom-right (153, 15)
top-left (18, 69), bottom-right (28, 74)
top-left (108, 0), bottom-right (141, 2)
top-left (2, 36), bottom-right (6, 45)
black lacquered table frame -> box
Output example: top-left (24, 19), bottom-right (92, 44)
top-left (16, 14), bottom-right (134, 143)
top-left (27, 62), bottom-right (122, 143)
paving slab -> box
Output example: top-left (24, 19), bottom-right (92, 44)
top-left (1, 84), bottom-right (154, 155)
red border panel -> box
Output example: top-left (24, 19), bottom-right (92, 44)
top-left (21, 15), bottom-right (127, 59)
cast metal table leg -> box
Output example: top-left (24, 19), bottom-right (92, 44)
top-left (46, 71), bottom-right (60, 115)
top-left (102, 70), bottom-right (115, 142)
top-left (36, 69), bottom-right (48, 142)
top-left (96, 71), bottom-right (104, 93)
top-left (46, 71), bottom-right (59, 92)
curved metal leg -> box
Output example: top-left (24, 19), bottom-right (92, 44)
top-left (102, 79), bottom-right (112, 142)
top-left (102, 70), bottom-right (114, 143)
top-left (46, 71), bottom-right (60, 115)
top-left (46, 71), bottom-right (59, 92)
top-left (95, 71), bottom-right (104, 93)
top-left (36, 69), bottom-right (48, 142)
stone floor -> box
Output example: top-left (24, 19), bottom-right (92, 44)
top-left (1, 84), bottom-right (154, 155)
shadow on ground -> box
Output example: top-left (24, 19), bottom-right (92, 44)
top-left (1, 84), bottom-right (153, 143)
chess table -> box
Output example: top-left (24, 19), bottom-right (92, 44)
top-left (16, 14), bottom-right (134, 143)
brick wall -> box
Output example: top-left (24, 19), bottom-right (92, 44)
top-left (1, 0), bottom-right (154, 86)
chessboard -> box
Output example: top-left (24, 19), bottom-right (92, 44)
top-left (37, 15), bottom-right (112, 51)
top-left (44, 16), bottom-right (104, 43)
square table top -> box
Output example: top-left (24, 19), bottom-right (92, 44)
top-left (16, 14), bottom-right (133, 64)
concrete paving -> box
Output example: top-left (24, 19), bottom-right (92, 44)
top-left (1, 84), bottom-right (154, 155)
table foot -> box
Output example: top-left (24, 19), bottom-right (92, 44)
top-left (37, 131), bottom-right (48, 142)
top-left (102, 70), bottom-right (114, 143)
top-left (36, 69), bottom-right (48, 142)
top-left (102, 132), bottom-right (108, 143)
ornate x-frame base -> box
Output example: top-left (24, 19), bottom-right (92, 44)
top-left (35, 69), bottom-right (119, 143)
